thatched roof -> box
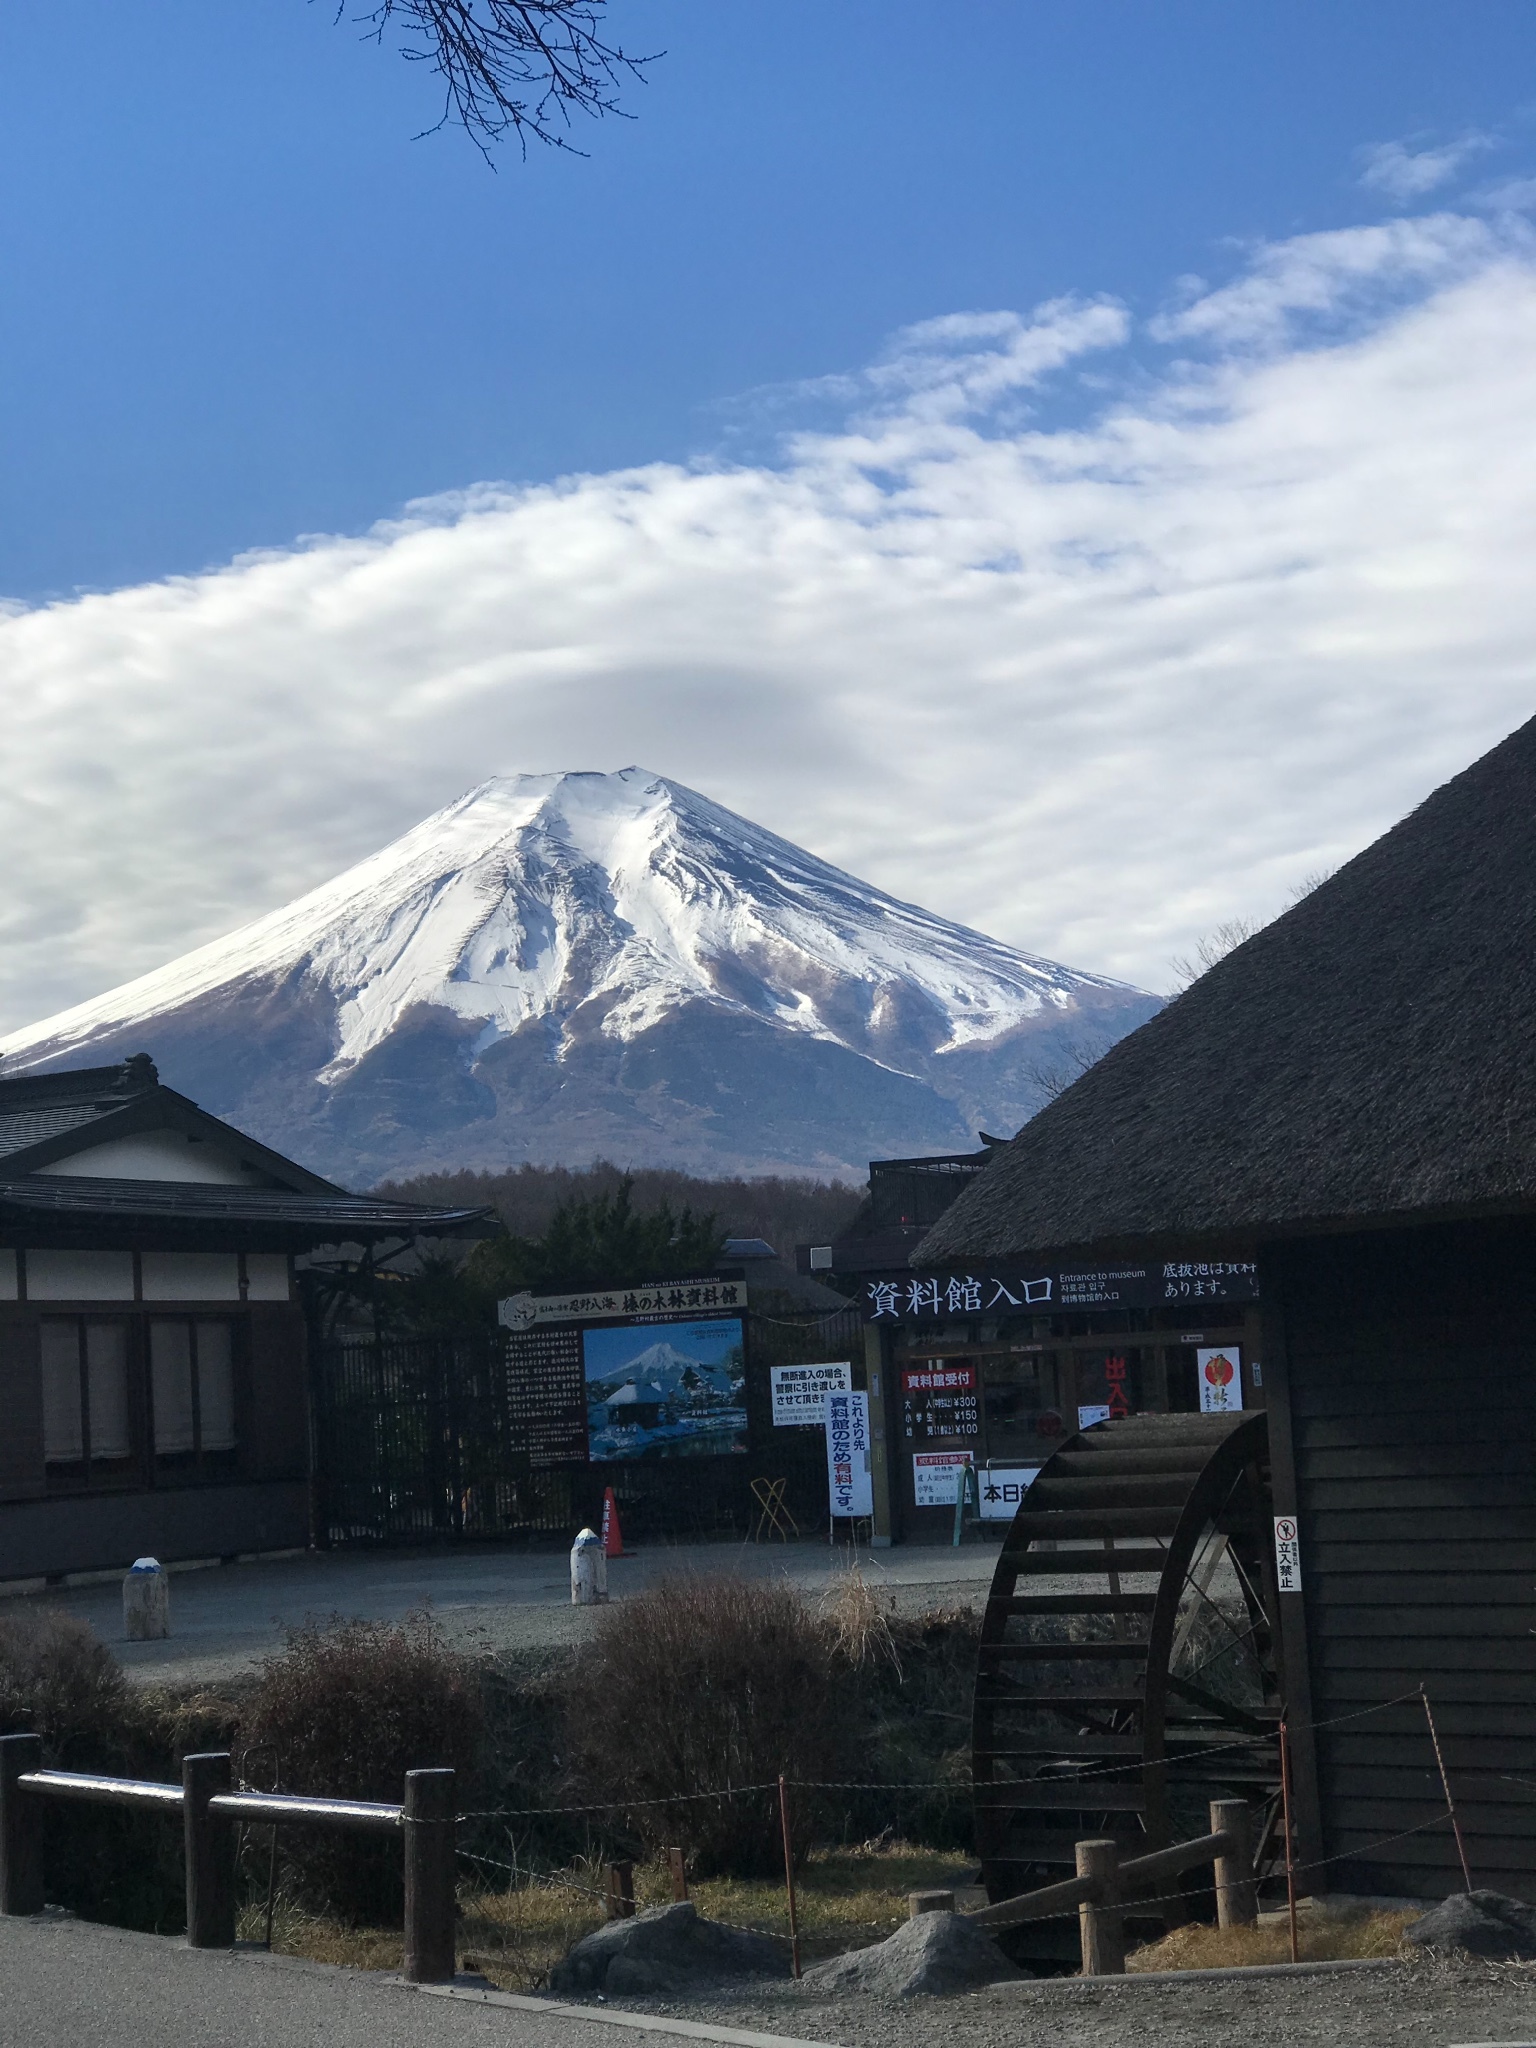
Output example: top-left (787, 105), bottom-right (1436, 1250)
top-left (921, 714), bottom-right (1536, 1263)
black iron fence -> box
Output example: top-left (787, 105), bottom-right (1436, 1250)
top-left (312, 1309), bottom-right (864, 1548)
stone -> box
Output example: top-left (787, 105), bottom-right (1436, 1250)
top-left (1402, 1889), bottom-right (1536, 1960)
top-left (122, 1558), bottom-right (169, 1642)
top-left (802, 1910), bottom-right (1026, 1997)
top-left (549, 1901), bottom-right (790, 1997)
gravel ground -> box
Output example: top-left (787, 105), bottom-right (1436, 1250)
top-left (557, 1953), bottom-right (1536, 2048)
top-left (1, 1538), bottom-right (1002, 1688)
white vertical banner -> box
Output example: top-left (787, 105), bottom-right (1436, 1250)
top-left (825, 1389), bottom-right (873, 1519)
top-left (1198, 1345), bottom-right (1243, 1413)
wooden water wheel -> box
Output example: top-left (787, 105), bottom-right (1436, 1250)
top-left (972, 1411), bottom-right (1284, 1927)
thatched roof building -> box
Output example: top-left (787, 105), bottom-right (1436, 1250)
top-left (922, 713), bottom-right (1536, 1263)
top-left (922, 715), bottom-right (1536, 1907)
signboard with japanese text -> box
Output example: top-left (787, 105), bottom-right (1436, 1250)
top-left (1077, 1404), bottom-right (1112, 1430)
top-left (913, 1449), bottom-right (974, 1508)
top-left (499, 1278), bottom-right (748, 1331)
top-left (864, 1261), bottom-right (1258, 1322)
top-left (1198, 1345), bottom-right (1244, 1414)
top-left (825, 1390), bottom-right (873, 1518)
top-left (771, 1361), bottom-right (852, 1427)
top-left (979, 1466), bottom-right (1041, 1520)
top-left (900, 1362), bottom-right (980, 1443)
top-left (1274, 1515), bottom-right (1301, 1591)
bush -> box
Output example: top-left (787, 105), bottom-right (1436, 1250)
top-left (0, 1608), bottom-right (187, 1929)
top-left (560, 1575), bottom-right (853, 1877)
top-left (0, 1606), bottom-right (132, 1762)
top-left (242, 1613), bottom-right (484, 1923)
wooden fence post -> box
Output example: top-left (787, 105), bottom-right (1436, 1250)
top-left (0, 1733), bottom-right (44, 1916)
top-left (1075, 1837), bottom-right (1124, 1976)
top-left (403, 1768), bottom-right (457, 1984)
top-left (1210, 1800), bottom-right (1257, 1929)
top-left (604, 1860), bottom-right (636, 1921)
top-left (183, 1752), bottom-right (236, 1948)
top-left (667, 1846), bottom-right (689, 1902)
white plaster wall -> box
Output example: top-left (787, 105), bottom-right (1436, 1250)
top-left (141, 1251), bottom-right (241, 1301)
top-left (43, 1129), bottom-right (266, 1185)
top-left (26, 1249), bottom-right (136, 1300)
top-left (244, 1253), bottom-right (290, 1301)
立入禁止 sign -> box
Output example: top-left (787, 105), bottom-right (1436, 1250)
top-left (1273, 1514), bottom-right (1301, 1591)
top-left (825, 1390), bottom-right (873, 1519)
top-left (770, 1361), bottom-right (851, 1427)
top-left (1198, 1346), bottom-right (1243, 1414)
top-left (912, 1449), bottom-right (974, 1508)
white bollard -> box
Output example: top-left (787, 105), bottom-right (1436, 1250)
top-left (122, 1557), bottom-right (170, 1641)
top-left (570, 1527), bottom-right (608, 1605)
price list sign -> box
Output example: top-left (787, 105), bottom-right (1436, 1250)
top-left (900, 1362), bottom-right (979, 1443)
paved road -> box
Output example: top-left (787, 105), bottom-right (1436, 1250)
top-left (7, 1914), bottom-right (1528, 2048)
top-left (0, 1913), bottom-right (835, 2048)
top-left (2, 1539), bottom-right (1001, 1686)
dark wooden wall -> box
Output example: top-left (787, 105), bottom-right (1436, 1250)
top-left (1270, 1218), bottom-right (1536, 1900)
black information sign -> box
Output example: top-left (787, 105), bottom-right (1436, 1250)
top-left (503, 1325), bottom-right (589, 1466)
top-left (865, 1260), bottom-right (1259, 1323)
top-left (899, 1362), bottom-right (980, 1442)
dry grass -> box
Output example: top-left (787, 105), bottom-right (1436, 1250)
top-left (818, 1569), bottom-right (903, 1679)
top-left (1126, 1908), bottom-right (1413, 1972)
top-left (242, 1841), bottom-right (972, 1990)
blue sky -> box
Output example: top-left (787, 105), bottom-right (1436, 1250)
top-left (3, 2), bottom-right (1531, 597)
top-left (2, 5), bottom-right (1536, 1030)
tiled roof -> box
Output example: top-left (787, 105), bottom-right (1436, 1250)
top-left (0, 1103), bottom-right (114, 1160)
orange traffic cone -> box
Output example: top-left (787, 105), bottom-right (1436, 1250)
top-left (601, 1486), bottom-right (625, 1558)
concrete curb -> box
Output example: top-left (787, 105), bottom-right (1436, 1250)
top-left (409, 1982), bottom-right (846, 2048)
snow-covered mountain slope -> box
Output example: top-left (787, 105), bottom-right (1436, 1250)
top-left (0, 770), bottom-right (1161, 1184)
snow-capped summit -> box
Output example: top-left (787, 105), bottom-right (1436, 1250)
top-left (0, 770), bottom-right (1159, 1183)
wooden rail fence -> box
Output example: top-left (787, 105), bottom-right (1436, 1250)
top-left (955, 1799), bottom-right (1258, 1976)
top-left (0, 1733), bottom-right (457, 1983)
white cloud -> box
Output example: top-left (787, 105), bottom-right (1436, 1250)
top-left (3, 207), bottom-right (1536, 1030)
top-left (1360, 134), bottom-right (1492, 202)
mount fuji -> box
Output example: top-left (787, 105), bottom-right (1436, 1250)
top-left (0, 770), bottom-right (1160, 1185)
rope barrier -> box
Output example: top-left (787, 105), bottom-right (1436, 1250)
top-left (455, 1687), bottom-right (1430, 1823)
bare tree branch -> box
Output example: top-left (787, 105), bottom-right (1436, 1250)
top-left (1023, 1034), bottom-right (1115, 1106)
top-left (1168, 915), bottom-right (1260, 993)
top-left (337, 0), bottom-right (657, 160)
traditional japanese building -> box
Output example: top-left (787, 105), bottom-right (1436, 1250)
top-left (919, 713), bottom-right (1536, 1902)
top-left (0, 1054), bottom-right (489, 1582)
top-left (801, 1147), bottom-right (1260, 1543)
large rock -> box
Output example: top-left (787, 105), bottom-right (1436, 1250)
top-left (1402, 1890), bottom-right (1536, 1960)
top-left (802, 1911), bottom-right (1026, 1997)
top-left (550, 1902), bottom-right (790, 1998)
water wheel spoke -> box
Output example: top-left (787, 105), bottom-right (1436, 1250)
top-left (975, 1412), bottom-right (1283, 1940)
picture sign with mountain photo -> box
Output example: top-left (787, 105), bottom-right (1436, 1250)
top-left (583, 1317), bottom-right (749, 1460)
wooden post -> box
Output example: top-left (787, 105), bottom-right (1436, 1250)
top-left (1075, 1837), bottom-right (1124, 1977)
top-left (1421, 1687), bottom-right (1474, 1893)
top-left (0, 1733), bottom-right (44, 1916)
top-left (1279, 1716), bottom-right (1300, 1964)
top-left (777, 1774), bottom-right (801, 1980)
top-left (403, 1768), bottom-right (457, 1984)
top-left (604, 1860), bottom-right (636, 1921)
top-left (908, 1888), bottom-right (956, 1918)
top-left (1210, 1800), bottom-right (1257, 1928)
top-left (183, 1752), bottom-right (236, 1949)
top-left (667, 1846), bottom-right (688, 1902)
